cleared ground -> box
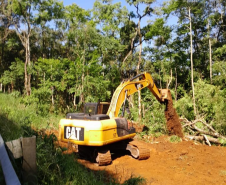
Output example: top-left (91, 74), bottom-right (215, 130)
top-left (50, 128), bottom-right (226, 185)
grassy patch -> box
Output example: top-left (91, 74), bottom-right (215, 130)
top-left (36, 133), bottom-right (117, 185)
top-left (123, 176), bottom-right (145, 185)
top-left (0, 92), bottom-right (62, 141)
top-left (169, 135), bottom-right (182, 143)
top-left (220, 170), bottom-right (226, 176)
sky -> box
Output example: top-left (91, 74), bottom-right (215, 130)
top-left (61, 0), bottom-right (177, 27)
top-left (62, 0), bottom-right (130, 10)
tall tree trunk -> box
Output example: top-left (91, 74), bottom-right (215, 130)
top-left (80, 48), bottom-right (85, 104)
top-left (159, 70), bottom-right (162, 89)
top-left (11, 81), bottom-right (14, 92)
top-left (208, 19), bottom-right (212, 84)
top-left (122, 29), bottom-right (137, 65)
top-left (137, 19), bottom-right (142, 122)
top-left (175, 68), bottom-right (177, 101)
top-left (24, 40), bottom-right (31, 96)
top-left (189, 7), bottom-right (197, 117)
top-left (50, 65), bottom-right (54, 106)
top-left (73, 93), bottom-right (76, 107)
top-left (209, 38), bottom-right (212, 84)
top-left (1, 35), bottom-right (4, 70)
top-left (167, 69), bottom-right (172, 89)
top-left (51, 87), bottom-right (54, 105)
top-left (0, 38), bottom-right (4, 93)
top-left (136, 21), bottom-right (142, 73)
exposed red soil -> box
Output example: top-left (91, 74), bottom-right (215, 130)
top-left (129, 121), bottom-right (145, 132)
top-left (78, 136), bottom-right (226, 185)
top-left (45, 129), bottom-right (226, 185)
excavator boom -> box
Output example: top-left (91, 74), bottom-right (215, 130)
top-left (107, 72), bottom-right (170, 118)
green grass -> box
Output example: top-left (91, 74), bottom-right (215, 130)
top-left (0, 92), bottom-right (62, 141)
top-left (36, 133), bottom-right (118, 185)
top-left (169, 135), bottom-right (182, 143)
top-left (220, 170), bottom-right (226, 176)
top-left (0, 92), bottom-right (145, 185)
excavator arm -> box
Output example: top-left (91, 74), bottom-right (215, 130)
top-left (107, 72), bottom-right (171, 118)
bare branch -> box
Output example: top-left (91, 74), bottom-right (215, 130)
top-left (185, 135), bottom-right (221, 144)
top-left (182, 118), bottom-right (226, 141)
top-left (122, 28), bottom-right (138, 64)
top-left (166, 69), bottom-right (173, 89)
top-left (203, 135), bottom-right (211, 146)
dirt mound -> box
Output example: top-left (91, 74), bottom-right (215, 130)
top-left (165, 98), bottom-right (184, 138)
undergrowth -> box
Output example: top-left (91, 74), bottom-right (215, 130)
top-left (169, 135), bottom-right (182, 143)
top-left (0, 92), bottom-right (62, 141)
top-left (36, 132), bottom-right (118, 185)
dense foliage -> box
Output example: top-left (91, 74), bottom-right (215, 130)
top-left (0, 0), bottom-right (226, 183)
top-left (0, 0), bottom-right (225, 134)
top-left (0, 0), bottom-right (225, 133)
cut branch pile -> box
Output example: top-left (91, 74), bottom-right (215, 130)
top-left (181, 118), bottom-right (226, 146)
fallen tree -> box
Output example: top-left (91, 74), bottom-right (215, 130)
top-left (181, 118), bottom-right (226, 146)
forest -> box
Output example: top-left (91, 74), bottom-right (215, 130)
top-left (0, 0), bottom-right (226, 184)
top-left (0, 0), bottom-right (226, 138)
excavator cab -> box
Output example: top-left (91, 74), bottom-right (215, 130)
top-left (84, 103), bottom-right (99, 115)
top-left (66, 103), bottom-right (110, 121)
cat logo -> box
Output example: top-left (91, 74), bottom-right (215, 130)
top-left (64, 126), bottom-right (84, 141)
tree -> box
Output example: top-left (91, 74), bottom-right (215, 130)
top-left (1, 59), bottom-right (24, 93)
top-left (3, 0), bottom-right (64, 95)
top-left (92, 0), bottom-right (128, 68)
top-left (125, 0), bottom-right (156, 121)
top-left (163, 0), bottom-right (209, 117)
top-left (0, 0), bottom-right (12, 73)
top-left (188, 6), bottom-right (196, 116)
top-left (5, 0), bottom-right (34, 95)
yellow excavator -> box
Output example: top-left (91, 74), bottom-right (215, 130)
top-left (58, 72), bottom-right (172, 165)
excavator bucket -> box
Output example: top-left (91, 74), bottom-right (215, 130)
top-left (159, 89), bottom-right (173, 102)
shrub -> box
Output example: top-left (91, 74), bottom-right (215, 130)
top-left (169, 135), bottom-right (182, 143)
top-left (176, 80), bottom-right (226, 135)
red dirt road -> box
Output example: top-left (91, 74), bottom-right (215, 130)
top-left (77, 136), bottom-right (226, 185)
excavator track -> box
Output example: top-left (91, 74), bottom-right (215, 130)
top-left (78, 140), bottom-right (149, 166)
top-left (78, 146), bottom-right (112, 166)
top-left (128, 140), bottom-right (150, 160)
top-left (95, 150), bottom-right (112, 166)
